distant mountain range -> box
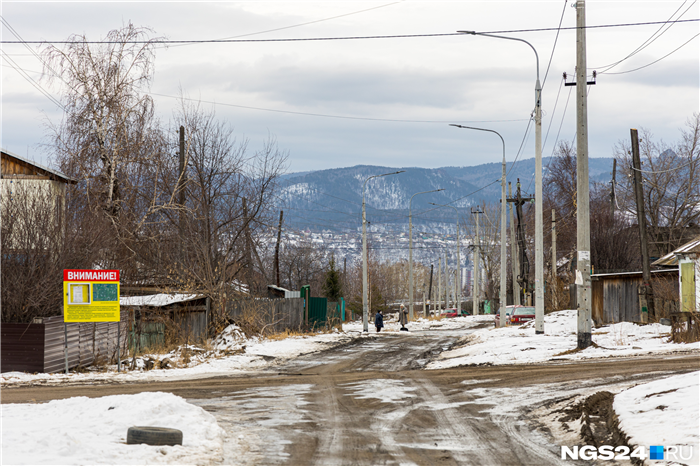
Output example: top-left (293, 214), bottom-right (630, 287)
top-left (276, 157), bottom-right (615, 233)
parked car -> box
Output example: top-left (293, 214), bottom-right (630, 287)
top-left (494, 305), bottom-right (536, 327)
top-left (441, 308), bottom-right (470, 318)
top-left (509, 306), bottom-right (536, 325)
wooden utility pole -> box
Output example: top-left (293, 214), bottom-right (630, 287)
top-left (552, 209), bottom-right (558, 310)
top-left (631, 128), bottom-right (654, 323)
top-left (576, 0), bottom-right (592, 349)
top-left (274, 210), bottom-right (284, 287)
top-left (178, 126), bottom-right (186, 258)
top-left (610, 158), bottom-right (617, 214)
top-left (507, 180), bottom-right (533, 305)
top-left (243, 197), bottom-right (253, 293)
top-left (509, 182), bottom-right (520, 305)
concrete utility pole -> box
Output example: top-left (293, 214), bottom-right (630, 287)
top-left (456, 31), bottom-right (543, 331)
top-left (428, 264), bottom-right (433, 315)
top-left (631, 128), bottom-right (654, 323)
top-left (576, 0), bottom-right (592, 349)
top-left (471, 207), bottom-right (483, 314)
top-left (552, 209), bottom-right (558, 310)
top-left (363, 171), bottom-right (404, 332)
top-left (445, 249), bottom-right (449, 309)
top-left (509, 183), bottom-right (521, 305)
top-left (429, 202), bottom-right (461, 313)
top-left (437, 256), bottom-right (442, 311)
top-left (409, 189), bottom-right (443, 320)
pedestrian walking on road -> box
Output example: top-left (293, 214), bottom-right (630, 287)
top-left (399, 304), bottom-right (409, 331)
top-left (375, 310), bottom-right (384, 333)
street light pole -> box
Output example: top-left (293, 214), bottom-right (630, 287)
top-left (450, 124), bottom-right (507, 326)
top-left (363, 171), bottom-right (404, 332)
top-left (458, 31), bottom-right (543, 333)
top-left (430, 202), bottom-right (461, 315)
top-left (409, 189), bottom-right (444, 320)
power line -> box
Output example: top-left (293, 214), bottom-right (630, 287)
top-left (152, 92), bottom-right (527, 124)
top-left (541, 0), bottom-right (568, 90)
top-left (4, 19), bottom-right (699, 44)
top-left (591, 0), bottom-right (696, 72)
top-left (600, 32), bottom-right (700, 75)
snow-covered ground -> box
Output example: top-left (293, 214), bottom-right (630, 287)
top-left (614, 370), bottom-right (700, 465)
top-left (0, 326), bottom-right (354, 387)
top-left (1, 392), bottom-right (225, 465)
top-left (428, 310), bottom-right (700, 369)
top-left (0, 316), bottom-right (489, 387)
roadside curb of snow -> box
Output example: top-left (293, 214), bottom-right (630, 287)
top-left (561, 391), bottom-right (643, 466)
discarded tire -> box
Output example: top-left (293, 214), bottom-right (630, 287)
top-left (126, 426), bottom-right (183, 446)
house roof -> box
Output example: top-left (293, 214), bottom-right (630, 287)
top-left (120, 293), bottom-right (203, 307)
top-left (651, 236), bottom-right (700, 267)
top-left (591, 268), bottom-right (679, 279)
top-left (1, 148), bottom-right (77, 184)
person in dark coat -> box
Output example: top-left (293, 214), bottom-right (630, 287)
top-left (375, 310), bottom-right (384, 332)
top-left (399, 304), bottom-right (409, 331)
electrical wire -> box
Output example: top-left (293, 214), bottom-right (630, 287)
top-left (541, 0), bottom-right (568, 90)
top-left (591, 0), bottom-right (696, 72)
top-left (152, 92), bottom-right (527, 124)
top-left (0, 51), bottom-right (64, 110)
top-left (167, 0), bottom-right (405, 49)
top-left (4, 19), bottom-right (699, 44)
top-left (600, 32), bottom-right (700, 75)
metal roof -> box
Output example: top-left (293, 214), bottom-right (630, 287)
top-left (1, 148), bottom-right (77, 184)
top-left (651, 236), bottom-right (700, 267)
top-left (592, 268), bottom-right (678, 279)
top-left (120, 293), bottom-right (203, 307)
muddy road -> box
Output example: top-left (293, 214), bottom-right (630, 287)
top-left (3, 325), bottom-right (699, 465)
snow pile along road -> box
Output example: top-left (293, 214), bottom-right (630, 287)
top-left (428, 310), bottom-right (700, 369)
top-left (613, 370), bottom-right (700, 465)
top-left (1, 392), bottom-right (224, 465)
top-left (1, 326), bottom-right (354, 387)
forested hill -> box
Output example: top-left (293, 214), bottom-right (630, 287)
top-left (276, 157), bottom-right (615, 233)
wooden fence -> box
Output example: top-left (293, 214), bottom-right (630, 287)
top-left (1, 310), bottom-right (128, 373)
top-left (226, 298), bottom-right (304, 333)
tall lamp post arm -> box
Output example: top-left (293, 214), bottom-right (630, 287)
top-left (449, 124), bottom-right (508, 327)
top-left (458, 31), bottom-right (541, 105)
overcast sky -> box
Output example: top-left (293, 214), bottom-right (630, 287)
top-left (2, 1), bottom-right (698, 173)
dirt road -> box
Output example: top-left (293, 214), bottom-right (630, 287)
top-left (3, 325), bottom-right (698, 465)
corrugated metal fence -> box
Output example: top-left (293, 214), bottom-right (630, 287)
top-left (1, 310), bottom-right (128, 373)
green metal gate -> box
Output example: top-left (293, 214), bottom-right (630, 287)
top-left (309, 297), bottom-right (328, 328)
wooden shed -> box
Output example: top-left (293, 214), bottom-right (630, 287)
top-left (120, 293), bottom-right (210, 351)
top-left (652, 236), bottom-right (700, 313)
top-left (591, 269), bottom-right (679, 324)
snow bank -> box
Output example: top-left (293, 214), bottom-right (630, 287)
top-left (428, 310), bottom-right (700, 369)
top-left (614, 371), bottom-right (700, 465)
top-left (1, 392), bottom-right (224, 465)
top-left (0, 328), bottom-right (353, 387)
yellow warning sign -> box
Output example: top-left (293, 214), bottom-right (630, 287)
top-left (63, 269), bottom-right (120, 322)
